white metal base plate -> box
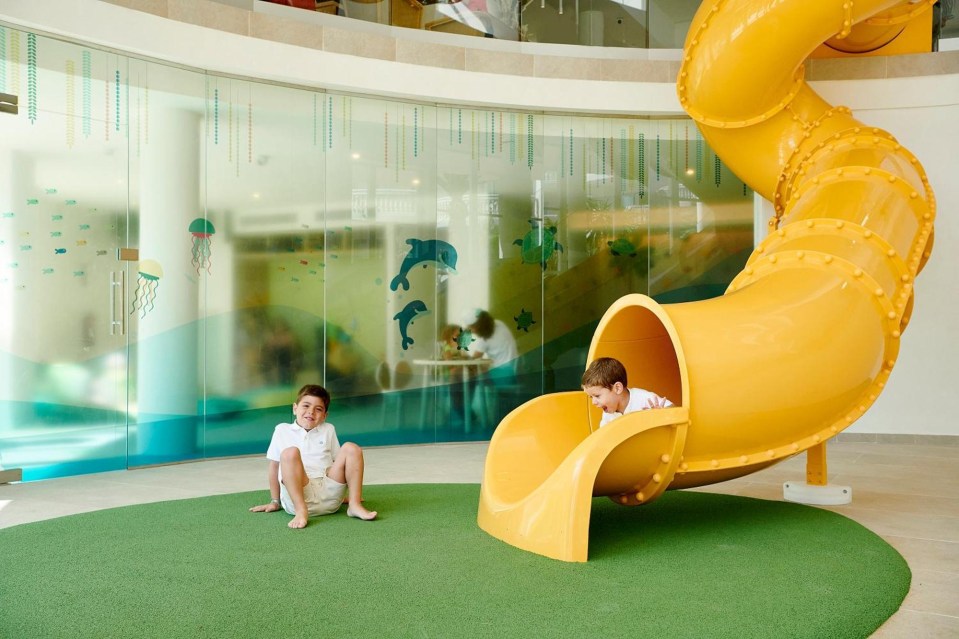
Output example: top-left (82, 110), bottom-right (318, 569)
top-left (783, 481), bottom-right (852, 506)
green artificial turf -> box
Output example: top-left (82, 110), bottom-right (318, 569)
top-left (0, 484), bottom-right (909, 638)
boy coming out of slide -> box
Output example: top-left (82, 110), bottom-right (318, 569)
top-left (249, 384), bottom-right (377, 528)
top-left (581, 357), bottom-right (673, 427)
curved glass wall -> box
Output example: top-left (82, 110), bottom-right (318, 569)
top-left (258, 0), bottom-right (959, 50)
top-left (0, 26), bottom-right (753, 480)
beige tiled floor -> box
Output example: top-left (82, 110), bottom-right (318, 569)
top-left (1, 438), bottom-right (956, 638)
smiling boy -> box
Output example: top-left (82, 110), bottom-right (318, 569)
top-left (581, 357), bottom-right (673, 427)
top-left (249, 384), bottom-right (377, 528)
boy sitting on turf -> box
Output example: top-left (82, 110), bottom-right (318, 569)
top-left (249, 384), bottom-right (377, 528)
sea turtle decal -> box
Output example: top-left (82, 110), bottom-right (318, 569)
top-left (513, 220), bottom-right (563, 270)
top-left (456, 329), bottom-right (475, 351)
top-left (608, 238), bottom-right (638, 257)
top-left (514, 308), bottom-right (536, 332)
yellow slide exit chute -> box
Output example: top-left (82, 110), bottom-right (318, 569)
top-left (478, 0), bottom-right (937, 562)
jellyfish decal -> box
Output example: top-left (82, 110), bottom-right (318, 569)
top-left (188, 218), bottom-right (216, 274)
top-left (131, 259), bottom-right (163, 319)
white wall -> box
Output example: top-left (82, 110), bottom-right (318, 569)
top-left (815, 76), bottom-right (959, 436)
top-left (1, 0), bottom-right (956, 436)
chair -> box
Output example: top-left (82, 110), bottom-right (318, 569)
top-left (315, 1), bottom-right (339, 14)
top-left (390, 0), bottom-right (424, 29)
top-left (376, 360), bottom-right (415, 427)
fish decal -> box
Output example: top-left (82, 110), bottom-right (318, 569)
top-left (389, 239), bottom-right (458, 291)
top-left (393, 299), bottom-right (429, 351)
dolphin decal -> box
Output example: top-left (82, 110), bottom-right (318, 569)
top-left (393, 300), bottom-right (429, 350)
top-left (389, 239), bottom-right (458, 291)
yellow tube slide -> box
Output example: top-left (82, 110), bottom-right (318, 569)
top-left (478, 0), bottom-right (937, 562)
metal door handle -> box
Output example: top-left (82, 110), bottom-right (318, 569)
top-left (109, 270), bottom-right (126, 336)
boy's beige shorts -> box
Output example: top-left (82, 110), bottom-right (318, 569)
top-left (280, 473), bottom-right (346, 516)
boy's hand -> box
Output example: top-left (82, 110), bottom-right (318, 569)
top-left (644, 396), bottom-right (669, 409)
top-left (249, 501), bottom-right (281, 513)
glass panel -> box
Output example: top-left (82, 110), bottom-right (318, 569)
top-left (647, 0), bottom-right (697, 49)
top-left (421, 0), bottom-right (521, 39)
top-left (324, 96), bottom-right (430, 445)
top-left (434, 107), bottom-right (542, 433)
top-left (541, 114), bottom-right (650, 392)
top-left (935, 0), bottom-right (959, 43)
top-left (0, 31), bottom-right (129, 480)
top-left (519, 0), bottom-right (705, 48)
top-left (646, 119), bottom-right (753, 302)
top-left (202, 80), bottom-right (328, 459)
top-left (319, 96), bottom-right (440, 445)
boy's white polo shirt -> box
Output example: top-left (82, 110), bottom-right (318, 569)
top-left (599, 388), bottom-right (674, 427)
top-left (266, 421), bottom-right (341, 482)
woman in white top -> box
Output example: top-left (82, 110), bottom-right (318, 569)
top-left (464, 309), bottom-right (519, 425)
top-left (468, 309), bottom-right (518, 382)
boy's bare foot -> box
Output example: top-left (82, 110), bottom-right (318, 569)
top-left (288, 513), bottom-right (309, 529)
top-left (347, 504), bottom-right (377, 521)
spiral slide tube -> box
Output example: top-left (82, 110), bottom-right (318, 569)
top-left (477, 0), bottom-right (937, 562)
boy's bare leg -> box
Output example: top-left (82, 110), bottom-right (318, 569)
top-left (327, 442), bottom-right (377, 520)
top-left (280, 447), bottom-right (311, 529)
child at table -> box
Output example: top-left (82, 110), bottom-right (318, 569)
top-left (439, 324), bottom-right (467, 363)
top-left (581, 357), bottom-right (673, 427)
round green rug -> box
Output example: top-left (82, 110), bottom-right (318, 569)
top-left (0, 484), bottom-right (908, 638)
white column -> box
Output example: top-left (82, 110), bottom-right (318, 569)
top-left (134, 105), bottom-right (201, 460)
top-left (753, 192), bottom-right (774, 247)
top-left (446, 174), bottom-right (490, 325)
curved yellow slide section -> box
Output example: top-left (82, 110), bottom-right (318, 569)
top-left (478, 0), bottom-right (937, 562)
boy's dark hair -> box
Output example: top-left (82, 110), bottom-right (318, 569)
top-left (581, 357), bottom-right (627, 389)
top-left (470, 310), bottom-right (495, 339)
top-left (296, 384), bottom-right (331, 409)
